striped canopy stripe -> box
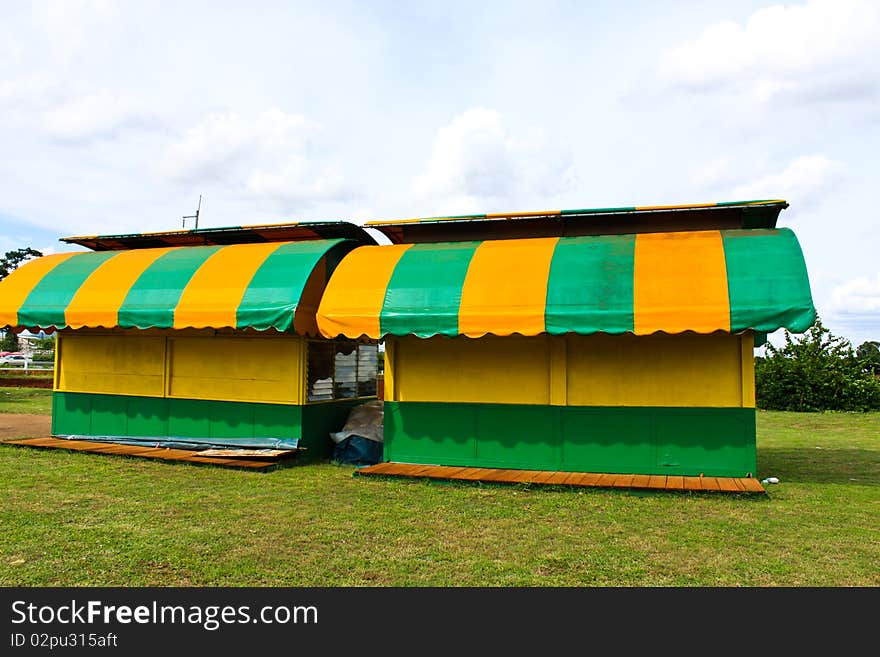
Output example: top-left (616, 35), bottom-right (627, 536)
top-left (0, 239), bottom-right (349, 332)
top-left (316, 228), bottom-right (815, 339)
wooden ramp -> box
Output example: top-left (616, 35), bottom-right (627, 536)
top-left (0, 437), bottom-right (294, 472)
top-left (355, 462), bottom-right (767, 494)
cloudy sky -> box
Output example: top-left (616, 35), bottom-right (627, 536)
top-left (1, 0), bottom-right (877, 344)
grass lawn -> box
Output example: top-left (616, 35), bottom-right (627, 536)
top-left (0, 386), bottom-right (52, 414)
top-left (0, 390), bottom-right (877, 586)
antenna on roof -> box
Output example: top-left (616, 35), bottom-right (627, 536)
top-left (182, 195), bottom-right (202, 229)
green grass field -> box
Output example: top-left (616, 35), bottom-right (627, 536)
top-left (1, 387), bottom-right (877, 586)
top-left (0, 386), bottom-right (52, 413)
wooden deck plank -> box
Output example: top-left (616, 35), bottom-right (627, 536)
top-left (14, 438), bottom-right (75, 449)
top-left (36, 439), bottom-right (107, 451)
top-left (505, 469), bottom-right (537, 483)
top-left (630, 474), bottom-right (652, 489)
top-left (575, 473), bottom-right (603, 487)
top-left (467, 468), bottom-right (502, 481)
top-left (356, 464), bottom-right (766, 494)
top-left (682, 476), bottom-right (702, 491)
top-left (454, 468), bottom-right (494, 481)
top-left (412, 464), bottom-right (443, 476)
top-left (125, 447), bottom-right (192, 459)
top-left (54, 443), bottom-right (121, 453)
top-left (398, 465), bottom-right (429, 477)
top-left (98, 444), bottom-right (154, 454)
top-left (700, 477), bottom-right (721, 491)
top-left (405, 465), bottom-right (437, 477)
top-left (62, 441), bottom-right (152, 453)
top-left (186, 457), bottom-right (273, 469)
top-left (7, 438), bottom-right (95, 449)
top-left (528, 471), bottom-right (558, 484)
top-left (613, 474), bottom-right (635, 488)
top-left (666, 476), bottom-right (684, 490)
top-left (188, 455), bottom-right (274, 467)
top-left (493, 469), bottom-right (532, 483)
top-left (6, 441), bottom-right (769, 491)
top-left (436, 466), bottom-right (468, 479)
top-left (357, 462), bottom-right (398, 475)
top-left (88, 444), bottom-right (145, 454)
top-left (511, 470), bottom-right (540, 482)
top-left (2, 437), bottom-right (276, 470)
top-left (417, 465), bottom-right (456, 478)
top-left (375, 463), bottom-right (408, 475)
top-left (388, 464), bottom-right (425, 477)
top-left (396, 463), bottom-right (424, 473)
top-left (122, 447), bottom-right (196, 460)
top-left (7, 437), bottom-right (58, 446)
top-left (361, 463), bottom-right (397, 475)
top-left (100, 446), bottom-right (142, 455)
top-left (199, 448), bottom-right (294, 459)
top-left (716, 478), bottom-right (740, 492)
top-left (447, 469), bottom-right (476, 481)
top-left (739, 477), bottom-right (767, 493)
top-left (478, 469), bottom-right (519, 482)
top-left (565, 472), bottom-right (586, 488)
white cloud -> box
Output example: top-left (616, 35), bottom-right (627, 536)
top-left (247, 163), bottom-right (354, 205)
top-left (35, 0), bottom-right (118, 64)
top-left (657, 0), bottom-right (880, 103)
top-left (0, 75), bottom-right (59, 110)
top-left (826, 273), bottom-right (880, 342)
top-left (158, 108), bottom-right (357, 208)
top-left (830, 274), bottom-right (880, 315)
top-left (159, 110), bottom-right (310, 182)
top-left (413, 108), bottom-right (577, 213)
top-left (43, 91), bottom-right (160, 141)
top-left (689, 156), bottom-right (737, 189)
top-left (0, 29), bottom-right (23, 68)
top-left (730, 155), bottom-right (844, 206)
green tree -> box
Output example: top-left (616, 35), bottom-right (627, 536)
top-left (0, 247), bottom-right (42, 281)
top-left (1, 330), bottom-right (19, 352)
top-left (32, 336), bottom-right (56, 362)
top-left (756, 318), bottom-right (880, 411)
top-left (35, 337), bottom-right (55, 351)
top-left (856, 341), bottom-right (880, 376)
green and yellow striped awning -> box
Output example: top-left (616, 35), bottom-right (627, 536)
top-left (0, 239), bottom-right (350, 333)
top-left (317, 228), bottom-right (815, 339)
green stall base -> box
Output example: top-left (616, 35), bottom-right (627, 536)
top-left (384, 401), bottom-right (756, 478)
top-left (52, 391), bottom-right (365, 461)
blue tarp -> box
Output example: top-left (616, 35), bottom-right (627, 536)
top-left (332, 435), bottom-right (382, 466)
top-left (56, 435), bottom-right (301, 451)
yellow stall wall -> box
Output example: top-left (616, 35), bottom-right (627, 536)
top-left (168, 336), bottom-right (300, 404)
top-left (57, 333), bottom-right (166, 397)
top-left (391, 335), bottom-right (551, 405)
top-left (56, 329), bottom-right (304, 405)
top-left (387, 332), bottom-right (755, 408)
top-left (565, 333), bottom-right (747, 407)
